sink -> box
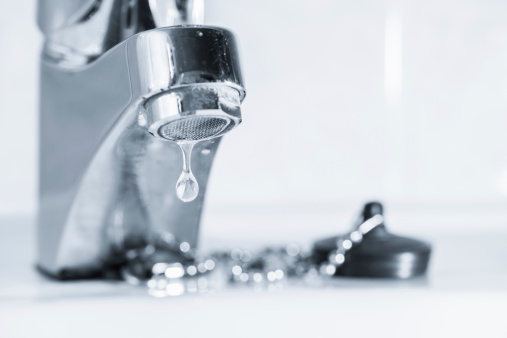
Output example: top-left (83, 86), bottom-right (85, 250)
top-left (0, 215), bottom-right (506, 337)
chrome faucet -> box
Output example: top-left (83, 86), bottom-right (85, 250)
top-left (37, 0), bottom-right (245, 279)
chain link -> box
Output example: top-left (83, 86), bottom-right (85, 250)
top-left (119, 215), bottom-right (384, 297)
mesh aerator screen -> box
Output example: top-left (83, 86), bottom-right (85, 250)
top-left (158, 116), bottom-right (230, 141)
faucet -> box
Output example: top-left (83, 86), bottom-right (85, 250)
top-left (37, 0), bottom-right (245, 279)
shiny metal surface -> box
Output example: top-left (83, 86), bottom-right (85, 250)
top-left (38, 0), bottom-right (205, 66)
top-left (38, 2), bottom-right (245, 278)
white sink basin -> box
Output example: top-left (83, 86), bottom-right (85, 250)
top-left (0, 216), bottom-right (506, 337)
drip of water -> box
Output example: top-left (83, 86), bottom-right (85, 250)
top-left (175, 142), bottom-right (199, 202)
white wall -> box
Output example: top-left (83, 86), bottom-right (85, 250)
top-left (1, 0), bottom-right (507, 231)
top-left (0, 1), bottom-right (39, 215)
top-left (204, 0), bottom-right (507, 219)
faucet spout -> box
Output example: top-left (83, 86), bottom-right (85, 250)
top-left (37, 26), bottom-right (245, 279)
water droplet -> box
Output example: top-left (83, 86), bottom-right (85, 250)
top-left (201, 148), bottom-right (211, 155)
top-left (197, 31), bottom-right (203, 37)
top-left (175, 142), bottom-right (199, 202)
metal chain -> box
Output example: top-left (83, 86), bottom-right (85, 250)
top-left (120, 215), bottom-right (384, 297)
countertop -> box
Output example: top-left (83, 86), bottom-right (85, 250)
top-left (0, 216), bottom-right (506, 338)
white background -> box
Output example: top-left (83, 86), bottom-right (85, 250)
top-left (1, 0), bottom-right (507, 233)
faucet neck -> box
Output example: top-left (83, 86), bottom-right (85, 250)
top-left (38, 0), bottom-right (204, 67)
